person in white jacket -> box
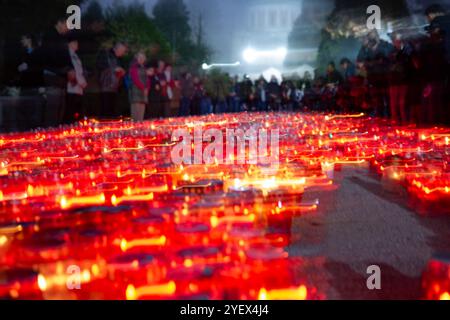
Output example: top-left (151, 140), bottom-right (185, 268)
top-left (65, 34), bottom-right (87, 124)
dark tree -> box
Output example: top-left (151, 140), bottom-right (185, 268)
top-left (0, 0), bottom-right (83, 85)
top-left (105, 2), bottom-right (171, 63)
top-left (83, 0), bottom-right (104, 25)
top-left (153, 0), bottom-right (193, 64)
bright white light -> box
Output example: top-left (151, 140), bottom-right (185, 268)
top-left (275, 47), bottom-right (288, 60)
top-left (202, 61), bottom-right (241, 70)
top-left (242, 47), bottom-right (288, 65)
top-left (243, 48), bottom-right (257, 63)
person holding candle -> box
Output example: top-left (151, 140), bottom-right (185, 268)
top-left (129, 51), bottom-right (150, 122)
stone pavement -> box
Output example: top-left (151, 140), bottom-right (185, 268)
top-left (288, 166), bottom-right (450, 300)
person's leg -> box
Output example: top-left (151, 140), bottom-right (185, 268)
top-left (223, 101), bottom-right (228, 113)
top-left (398, 85), bottom-right (408, 125)
top-left (57, 88), bottom-right (66, 125)
top-left (428, 83), bottom-right (440, 125)
top-left (163, 99), bottom-right (170, 118)
top-left (64, 93), bottom-right (75, 124)
top-left (111, 93), bottom-right (119, 118)
top-left (100, 92), bottom-right (108, 118)
top-left (76, 94), bottom-right (84, 120)
top-left (101, 92), bottom-right (117, 118)
top-left (137, 103), bottom-right (145, 121)
top-left (423, 85), bottom-right (434, 126)
top-left (181, 97), bottom-right (190, 116)
top-left (200, 98), bottom-right (206, 115)
top-left (389, 86), bottom-right (398, 123)
top-left (131, 103), bottom-right (137, 121)
top-left (131, 103), bottom-right (145, 122)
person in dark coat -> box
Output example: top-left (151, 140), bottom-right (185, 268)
top-left (96, 41), bottom-right (128, 118)
top-left (146, 65), bottom-right (163, 119)
top-left (325, 62), bottom-right (343, 85)
top-left (17, 34), bottom-right (43, 88)
top-left (339, 58), bottom-right (357, 112)
top-left (387, 32), bottom-right (415, 124)
top-left (424, 4), bottom-right (450, 125)
top-left (267, 76), bottom-right (281, 111)
top-left (39, 17), bottom-right (73, 84)
top-left (240, 75), bottom-right (254, 111)
top-left (179, 72), bottom-right (194, 116)
top-left (35, 17), bottom-right (74, 126)
top-left (357, 30), bottom-right (394, 117)
top-left (255, 78), bottom-right (268, 112)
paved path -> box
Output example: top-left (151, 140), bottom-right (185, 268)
top-left (288, 166), bottom-right (450, 299)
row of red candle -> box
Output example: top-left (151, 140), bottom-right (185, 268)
top-left (1, 112), bottom-right (449, 300)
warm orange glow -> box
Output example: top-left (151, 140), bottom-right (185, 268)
top-left (126, 281), bottom-right (176, 300)
top-left (258, 285), bottom-right (308, 300)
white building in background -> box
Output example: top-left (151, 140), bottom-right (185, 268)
top-left (231, 0), bottom-right (303, 76)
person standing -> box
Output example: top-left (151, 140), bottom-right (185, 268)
top-left (256, 78), bottom-right (268, 112)
top-left (211, 71), bottom-right (229, 114)
top-left (339, 58), bottom-right (357, 113)
top-left (387, 32), bottom-right (414, 125)
top-left (17, 34), bottom-right (43, 88)
top-left (357, 30), bottom-right (394, 118)
top-left (129, 51), bottom-right (150, 122)
top-left (267, 76), bottom-right (281, 111)
top-left (164, 64), bottom-right (176, 117)
top-left (40, 17), bottom-right (73, 84)
top-left (240, 75), bottom-right (254, 111)
top-left (228, 75), bottom-right (241, 113)
top-left (37, 17), bottom-right (74, 126)
top-left (179, 72), bottom-right (194, 116)
top-left (423, 4), bottom-right (450, 125)
top-left (147, 65), bottom-right (163, 119)
top-left (65, 34), bottom-right (87, 124)
top-left (169, 77), bottom-right (181, 117)
top-left (96, 41), bottom-right (128, 118)
top-left (156, 60), bottom-right (169, 118)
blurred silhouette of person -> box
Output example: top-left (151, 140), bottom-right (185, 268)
top-left (37, 16), bottom-right (74, 126)
top-left (420, 4), bottom-right (448, 125)
top-left (256, 78), bottom-right (267, 112)
top-left (267, 76), bottom-right (281, 111)
top-left (129, 51), bottom-right (150, 122)
top-left (17, 34), bottom-right (43, 88)
top-left (387, 32), bottom-right (414, 124)
top-left (179, 72), bottom-right (194, 116)
top-left (357, 30), bottom-right (394, 117)
top-left (65, 34), bottom-right (87, 124)
top-left (96, 41), bottom-right (128, 118)
top-left (424, 4), bottom-right (450, 125)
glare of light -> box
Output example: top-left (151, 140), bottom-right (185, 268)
top-left (243, 48), bottom-right (257, 63)
top-left (202, 61), bottom-right (241, 70)
top-left (275, 47), bottom-right (288, 60)
top-left (38, 274), bottom-right (47, 292)
top-left (440, 292), bottom-right (450, 300)
top-left (0, 235), bottom-right (7, 246)
top-left (243, 47), bottom-right (287, 64)
top-left (258, 285), bottom-right (307, 300)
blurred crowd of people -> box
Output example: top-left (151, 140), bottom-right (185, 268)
top-left (10, 4), bottom-right (450, 127)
